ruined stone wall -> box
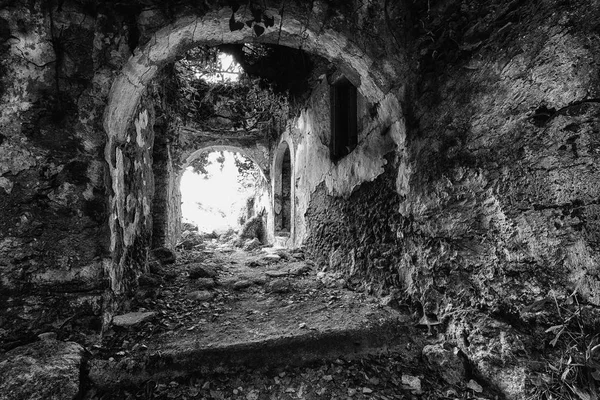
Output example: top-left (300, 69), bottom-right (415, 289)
top-left (399, 1), bottom-right (600, 393)
top-left (106, 97), bottom-right (155, 300)
top-left (0, 1), bottom-right (136, 348)
top-left (305, 154), bottom-right (405, 293)
top-left (284, 76), bottom-right (406, 247)
top-left (299, 0), bottom-right (600, 395)
top-left (152, 136), bottom-right (181, 250)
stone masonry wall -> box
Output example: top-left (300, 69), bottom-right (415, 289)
top-left (398, 1), bottom-right (600, 394)
top-left (0, 1), bottom-right (134, 349)
top-left (302, 0), bottom-right (600, 396)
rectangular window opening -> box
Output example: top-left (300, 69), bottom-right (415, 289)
top-left (330, 77), bottom-right (358, 162)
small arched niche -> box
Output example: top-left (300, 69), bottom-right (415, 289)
top-left (273, 141), bottom-right (292, 244)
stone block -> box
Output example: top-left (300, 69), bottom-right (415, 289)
top-left (0, 339), bottom-right (83, 400)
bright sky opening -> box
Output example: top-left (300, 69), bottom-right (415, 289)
top-left (196, 53), bottom-right (242, 83)
top-left (181, 151), bottom-right (255, 233)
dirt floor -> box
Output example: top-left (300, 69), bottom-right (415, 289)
top-left (84, 238), bottom-right (503, 400)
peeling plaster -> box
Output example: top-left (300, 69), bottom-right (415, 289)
top-left (292, 90), bottom-right (406, 245)
top-left (135, 109), bottom-right (148, 147)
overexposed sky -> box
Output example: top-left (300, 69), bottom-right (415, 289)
top-left (180, 151), bottom-right (252, 233)
top-left (197, 53), bottom-right (242, 83)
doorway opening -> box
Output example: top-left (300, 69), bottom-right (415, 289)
top-left (274, 142), bottom-right (292, 238)
top-left (181, 150), bottom-right (265, 238)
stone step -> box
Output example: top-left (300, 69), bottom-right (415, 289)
top-left (89, 315), bottom-right (417, 391)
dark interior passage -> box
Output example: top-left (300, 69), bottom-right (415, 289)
top-left (276, 146), bottom-right (291, 234)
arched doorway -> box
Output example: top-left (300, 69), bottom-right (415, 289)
top-left (274, 142), bottom-right (292, 239)
top-left (181, 145), bottom-right (270, 236)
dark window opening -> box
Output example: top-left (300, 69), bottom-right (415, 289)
top-left (330, 77), bottom-right (358, 161)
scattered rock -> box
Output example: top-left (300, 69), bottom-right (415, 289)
top-left (233, 280), bottom-right (253, 290)
top-left (243, 238), bottom-right (261, 251)
top-left (149, 265), bottom-right (177, 281)
top-left (266, 279), bottom-right (291, 293)
top-left (466, 379), bottom-right (483, 393)
top-left (422, 343), bottom-right (465, 385)
top-left (186, 290), bottom-right (214, 301)
top-left (196, 277), bottom-right (216, 289)
top-left (152, 247), bottom-right (176, 265)
top-left (289, 264), bottom-right (311, 276)
top-left (0, 339), bottom-right (83, 400)
top-left (246, 260), bottom-right (261, 268)
top-left (379, 290), bottom-right (400, 307)
top-left (188, 264), bottom-right (217, 279)
top-left (138, 273), bottom-right (164, 287)
top-left (113, 311), bottom-right (157, 328)
top-left (37, 332), bottom-right (57, 341)
top-left (317, 271), bottom-right (346, 288)
top-left (401, 374), bottom-right (422, 393)
top-left (179, 239), bottom-right (201, 250)
top-left (181, 223), bottom-right (198, 232)
top-left (178, 231), bottom-right (205, 250)
top-left (265, 270), bottom-right (288, 278)
top-left (252, 276), bottom-right (267, 285)
top-left (262, 254), bottom-right (281, 263)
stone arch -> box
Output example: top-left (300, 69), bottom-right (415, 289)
top-left (183, 145), bottom-right (269, 182)
top-left (102, 4), bottom-right (405, 294)
top-left (104, 8), bottom-right (394, 145)
top-left (272, 140), bottom-right (293, 246)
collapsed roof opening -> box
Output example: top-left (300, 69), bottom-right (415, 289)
top-left (168, 44), bottom-right (328, 132)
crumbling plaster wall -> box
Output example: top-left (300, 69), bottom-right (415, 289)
top-left (0, 1), bottom-right (135, 347)
top-left (280, 77), bottom-right (406, 247)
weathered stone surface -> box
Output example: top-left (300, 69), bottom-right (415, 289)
top-left (196, 278), bottom-right (216, 289)
top-left (262, 254), bottom-right (281, 263)
top-left (152, 247), bottom-right (177, 265)
top-left (113, 312), bottom-right (156, 328)
top-left (422, 344), bottom-right (465, 385)
top-left (138, 273), bottom-right (164, 287)
top-left (0, 340), bottom-right (83, 400)
top-left (289, 264), bottom-right (311, 276)
top-left (186, 290), bottom-right (214, 301)
top-left (243, 238), bottom-right (261, 251)
top-left (233, 280), bottom-right (253, 290)
top-left (266, 279), bottom-right (291, 294)
top-left (265, 270), bottom-right (288, 278)
top-left (188, 264), bottom-right (218, 279)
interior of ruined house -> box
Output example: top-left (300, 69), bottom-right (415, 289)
top-left (1, 0), bottom-right (600, 399)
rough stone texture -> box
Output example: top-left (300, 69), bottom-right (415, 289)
top-left (112, 311), bottom-right (156, 328)
top-left (186, 290), bottom-right (213, 301)
top-left (1, 1), bottom-right (599, 398)
top-left (305, 155), bottom-right (404, 295)
top-left (0, 1), bottom-right (123, 346)
top-left (243, 238), bottom-right (261, 251)
top-left (275, 77), bottom-right (406, 246)
top-left (188, 264), bottom-right (217, 279)
top-left (0, 339), bottom-right (84, 400)
top-left (422, 344), bottom-right (465, 385)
